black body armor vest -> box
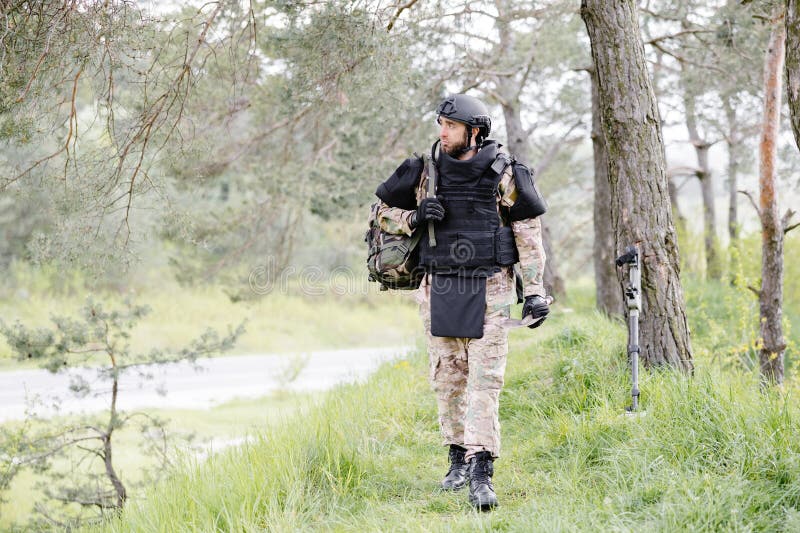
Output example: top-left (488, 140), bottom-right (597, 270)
top-left (419, 142), bottom-right (518, 274)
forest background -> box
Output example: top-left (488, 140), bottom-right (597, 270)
top-left (2, 0), bottom-right (800, 530)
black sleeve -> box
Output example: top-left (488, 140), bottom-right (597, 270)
top-left (508, 162), bottom-right (547, 221)
top-left (375, 156), bottom-right (424, 210)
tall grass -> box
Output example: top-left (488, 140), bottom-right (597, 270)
top-left (95, 296), bottom-right (800, 532)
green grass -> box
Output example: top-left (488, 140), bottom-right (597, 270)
top-left (0, 271), bottom-right (420, 371)
top-left (91, 285), bottom-right (800, 532)
top-left (0, 391), bottom-right (320, 530)
top-left (7, 232), bottom-right (800, 531)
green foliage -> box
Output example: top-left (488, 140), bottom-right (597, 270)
top-left (0, 299), bottom-right (244, 527)
top-left (681, 230), bottom-right (800, 373)
top-left (1, 299), bottom-right (243, 369)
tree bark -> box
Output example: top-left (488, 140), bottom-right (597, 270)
top-left (589, 66), bottom-right (623, 316)
top-left (668, 177), bottom-right (687, 235)
top-left (723, 96), bottom-right (740, 246)
top-left (722, 95), bottom-right (741, 283)
top-left (759, 16), bottom-right (787, 385)
top-left (105, 359), bottom-right (127, 509)
top-left (681, 69), bottom-right (721, 280)
top-left (787, 0), bottom-right (800, 150)
top-left (581, 0), bottom-right (693, 372)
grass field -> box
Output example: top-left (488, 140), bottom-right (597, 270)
top-left (0, 268), bottom-right (420, 371)
top-left (88, 277), bottom-right (800, 532)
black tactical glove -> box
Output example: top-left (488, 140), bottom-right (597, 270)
top-left (410, 198), bottom-right (445, 228)
top-left (522, 295), bottom-right (550, 329)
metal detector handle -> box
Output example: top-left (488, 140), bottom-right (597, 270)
top-left (426, 149), bottom-right (438, 248)
top-left (616, 245), bottom-right (641, 313)
top-left (615, 246), bottom-right (638, 267)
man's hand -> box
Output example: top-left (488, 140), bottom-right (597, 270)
top-left (522, 295), bottom-right (550, 329)
top-left (410, 198), bottom-right (445, 228)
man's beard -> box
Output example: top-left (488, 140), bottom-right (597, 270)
top-left (442, 130), bottom-right (471, 156)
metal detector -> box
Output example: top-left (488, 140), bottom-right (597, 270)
top-left (615, 245), bottom-right (642, 414)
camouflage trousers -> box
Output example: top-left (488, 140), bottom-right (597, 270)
top-left (418, 269), bottom-right (514, 460)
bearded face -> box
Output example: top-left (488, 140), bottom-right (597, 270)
top-left (442, 128), bottom-right (469, 156)
top-left (438, 117), bottom-right (474, 157)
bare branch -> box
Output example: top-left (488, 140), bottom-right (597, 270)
top-left (668, 166), bottom-right (703, 178)
top-left (515, 43), bottom-right (538, 101)
top-left (63, 62), bottom-right (85, 181)
top-left (15, 13), bottom-right (61, 103)
top-left (18, 434), bottom-right (105, 466)
top-left (783, 208), bottom-right (798, 234)
top-left (639, 7), bottom-right (685, 22)
top-left (534, 120), bottom-right (584, 177)
top-left (386, 0), bottom-right (419, 31)
top-left (646, 28), bottom-right (715, 45)
top-left (480, 86), bottom-right (510, 108)
top-left (648, 40), bottom-right (727, 74)
top-left (738, 189), bottom-right (761, 217)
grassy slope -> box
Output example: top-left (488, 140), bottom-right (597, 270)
top-left (96, 281), bottom-right (800, 532)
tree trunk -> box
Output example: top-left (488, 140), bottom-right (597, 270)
top-left (105, 368), bottom-right (127, 508)
top-left (681, 71), bottom-right (721, 280)
top-left (668, 177), bottom-right (687, 235)
top-left (787, 0), bottom-right (800, 150)
top-left (589, 66), bottom-right (623, 316)
top-left (758, 16), bottom-right (787, 385)
top-left (581, 0), bottom-right (693, 372)
top-left (723, 96), bottom-right (741, 282)
top-left (498, 80), bottom-right (566, 296)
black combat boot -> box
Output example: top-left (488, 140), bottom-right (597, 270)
top-left (441, 445), bottom-right (469, 490)
top-left (468, 451), bottom-right (498, 511)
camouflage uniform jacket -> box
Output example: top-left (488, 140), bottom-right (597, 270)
top-left (376, 155), bottom-right (546, 305)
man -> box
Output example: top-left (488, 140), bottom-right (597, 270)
top-left (374, 94), bottom-right (549, 511)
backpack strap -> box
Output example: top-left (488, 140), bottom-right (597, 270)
top-left (409, 223), bottom-right (424, 249)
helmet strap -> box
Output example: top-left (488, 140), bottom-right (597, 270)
top-left (451, 127), bottom-right (478, 157)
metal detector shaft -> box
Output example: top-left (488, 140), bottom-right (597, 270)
top-left (616, 245), bottom-right (641, 413)
top-left (629, 309), bottom-right (640, 411)
top-left (427, 146), bottom-right (438, 248)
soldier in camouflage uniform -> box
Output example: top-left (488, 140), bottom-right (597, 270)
top-left (375, 94), bottom-right (548, 511)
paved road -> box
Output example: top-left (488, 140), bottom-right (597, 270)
top-left (0, 346), bottom-right (413, 423)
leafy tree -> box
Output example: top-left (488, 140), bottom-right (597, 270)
top-left (155, 0), bottom-right (434, 286)
top-left (0, 1), bottom-right (257, 271)
top-left (639, 0), bottom-right (768, 279)
top-left (0, 300), bottom-right (243, 528)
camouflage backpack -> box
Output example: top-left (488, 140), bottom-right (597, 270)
top-left (365, 202), bottom-right (424, 291)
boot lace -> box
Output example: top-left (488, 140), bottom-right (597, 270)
top-left (447, 446), bottom-right (467, 474)
top-left (472, 452), bottom-right (493, 485)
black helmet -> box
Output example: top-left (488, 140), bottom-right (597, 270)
top-left (436, 94), bottom-right (492, 142)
